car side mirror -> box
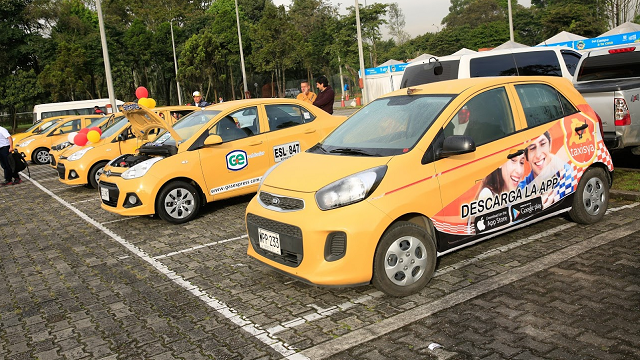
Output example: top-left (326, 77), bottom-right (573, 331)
top-left (438, 135), bottom-right (475, 158)
top-left (204, 134), bottom-right (223, 146)
top-left (117, 134), bottom-right (126, 142)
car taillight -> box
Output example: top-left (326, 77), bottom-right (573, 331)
top-left (614, 98), bottom-right (631, 126)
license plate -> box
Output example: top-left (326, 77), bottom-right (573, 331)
top-left (100, 187), bottom-right (109, 201)
top-left (273, 141), bottom-right (300, 163)
top-left (258, 227), bottom-right (281, 255)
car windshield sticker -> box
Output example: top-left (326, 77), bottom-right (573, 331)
top-left (428, 112), bottom-right (609, 237)
top-left (210, 176), bottom-right (261, 195)
top-left (226, 150), bottom-right (248, 171)
top-left (273, 141), bottom-right (300, 163)
top-left (303, 112), bottom-right (310, 120)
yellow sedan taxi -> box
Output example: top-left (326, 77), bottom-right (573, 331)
top-left (16, 114), bottom-right (103, 164)
top-left (12, 116), bottom-right (66, 144)
top-left (56, 106), bottom-right (198, 188)
top-left (98, 99), bottom-right (347, 224)
top-left (245, 76), bottom-right (614, 297)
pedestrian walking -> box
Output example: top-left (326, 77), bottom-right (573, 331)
top-left (313, 75), bottom-right (335, 114)
top-left (0, 125), bottom-right (21, 185)
top-left (296, 81), bottom-right (317, 104)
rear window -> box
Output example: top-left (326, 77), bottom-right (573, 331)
top-left (401, 60), bottom-right (460, 88)
top-left (576, 50), bottom-right (640, 81)
top-left (514, 51), bottom-right (562, 76)
top-left (470, 54), bottom-right (517, 77)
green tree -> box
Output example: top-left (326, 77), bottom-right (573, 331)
top-left (1, 69), bottom-right (42, 132)
top-left (387, 2), bottom-right (410, 45)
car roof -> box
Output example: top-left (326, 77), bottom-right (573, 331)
top-left (201, 98), bottom-right (312, 111)
top-left (582, 43), bottom-right (640, 57)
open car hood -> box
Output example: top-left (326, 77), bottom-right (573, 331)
top-left (121, 102), bottom-right (182, 142)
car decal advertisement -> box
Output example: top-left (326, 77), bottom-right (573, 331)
top-left (432, 112), bottom-right (613, 237)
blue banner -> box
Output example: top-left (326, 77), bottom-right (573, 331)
top-left (538, 31), bottom-right (640, 51)
top-left (360, 63), bottom-right (408, 77)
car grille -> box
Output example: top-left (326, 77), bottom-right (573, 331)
top-left (246, 213), bottom-right (303, 267)
top-left (56, 163), bottom-right (65, 179)
top-left (258, 192), bottom-right (305, 212)
top-left (99, 181), bottom-right (119, 207)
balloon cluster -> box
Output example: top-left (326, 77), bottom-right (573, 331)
top-left (135, 86), bottom-right (156, 109)
top-left (68, 127), bottom-right (102, 146)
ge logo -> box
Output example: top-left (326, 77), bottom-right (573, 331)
top-left (226, 150), bottom-right (247, 171)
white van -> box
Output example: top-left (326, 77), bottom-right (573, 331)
top-left (401, 46), bottom-right (582, 88)
top-left (33, 99), bottom-right (124, 123)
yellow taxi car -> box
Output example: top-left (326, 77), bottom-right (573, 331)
top-left (97, 99), bottom-right (347, 224)
top-left (56, 106), bottom-right (198, 188)
top-left (12, 116), bottom-right (67, 144)
top-left (48, 114), bottom-right (116, 167)
top-left (15, 114), bottom-right (104, 164)
top-left (245, 76), bottom-right (614, 297)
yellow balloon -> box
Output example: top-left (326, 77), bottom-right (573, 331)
top-left (87, 130), bottom-right (100, 143)
top-left (147, 97), bottom-right (156, 109)
top-left (138, 97), bottom-right (150, 107)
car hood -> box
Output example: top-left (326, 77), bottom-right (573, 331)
top-left (121, 102), bottom-right (182, 142)
top-left (263, 151), bottom-right (390, 193)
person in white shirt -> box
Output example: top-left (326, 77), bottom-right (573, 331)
top-left (0, 125), bottom-right (21, 185)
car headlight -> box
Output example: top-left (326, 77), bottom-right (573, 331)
top-left (57, 141), bottom-right (72, 150)
top-left (67, 147), bottom-right (94, 161)
top-left (121, 157), bottom-right (163, 180)
top-left (315, 166), bottom-right (387, 210)
top-left (19, 139), bottom-right (35, 147)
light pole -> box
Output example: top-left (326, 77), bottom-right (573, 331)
top-left (355, 0), bottom-right (367, 105)
top-left (235, 0), bottom-right (249, 98)
top-left (170, 21), bottom-right (182, 105)
top-left (508, 0), bottom-right (514, 42)
top-left (95, 0), bottom-right (116, 112)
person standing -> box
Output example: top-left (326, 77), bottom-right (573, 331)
top-left (313, 75), bottom-right (335, 114)
top-left (296, 81), bottom-right (317, 104)
top-left (0, 125), bottom-right (21, 185)
top-left (191, 91), bottom-right (210, 107)
top-left (93, 106), bottom-right (105, 114)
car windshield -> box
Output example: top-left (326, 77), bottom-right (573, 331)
top-left (313, 94), bottom-right (453, 156)
top-left (31, 119), bottom-right (60, 134)
top-left (153, 109), bottom-right (221, 147)
top-left (86, 116), bottom-right (108, 129)
top-left (101, 116), bottom-right (128, 139)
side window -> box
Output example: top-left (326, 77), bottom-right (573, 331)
top-left (401, 60), bottom-right (460, 87)
top-left (455, 87), bottom-right (515, 146)
top-left (56, 119), bottom-right (81, 134)
top-left (513, 51), bottom-right (562, 76)
top-left (515, 84), bottom-right (577, 127)
top-left (265, 104), bottom-right (316, 131)
top-left (212, 106), bottom-right (259, 142)
top-left (561, 50), bottom-right (581, 76)
top-left (470, 54), bottom-right (517, 77)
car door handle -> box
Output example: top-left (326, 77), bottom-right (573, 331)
top-left (249, 140), bottom-right (263, 146)
top-left (304, 129), bottom-right (317, 134)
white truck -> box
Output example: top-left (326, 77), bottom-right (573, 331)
top-left (572, 44), bottom-right (640, 154)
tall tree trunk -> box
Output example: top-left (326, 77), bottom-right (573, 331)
top-left (271, 72), bottom-right (275, 97)
top-left (230, 65), bottom-right (235, 101)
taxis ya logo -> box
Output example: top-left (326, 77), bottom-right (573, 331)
top-left (226, 150), bottom-right (247, 171)
top-left (568, 118), bottom-right (595, 157)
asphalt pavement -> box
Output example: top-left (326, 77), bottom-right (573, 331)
top-left (0, 146), bottom-right (638, 359)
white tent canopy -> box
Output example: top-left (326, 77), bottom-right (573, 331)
top-left (493, 40), bottom-right (529, 50)
top-left (538, 31), bottom-right (586, 46)
top-left (599, 22), bottom-right (640, 37)
top-left (410, 53), bottom-right (436, 63)
top-left (451, 48), bottom-right (477, 55)
top-left (378, 59), bottom-right (403, 67)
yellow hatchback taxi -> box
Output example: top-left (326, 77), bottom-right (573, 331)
top-left (16, 114), bottom-right (103, 164)
top-left (245, 76), bottom-right (614, 297)
top-left (56, 106), bottom-right (198, 188)
top-left (98, 99), bottom-right (347, 224)
top-left (12, 116), bottom-right (66, 144)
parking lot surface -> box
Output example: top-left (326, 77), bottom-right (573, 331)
top-left (0, 164), bottom-right (638, 360)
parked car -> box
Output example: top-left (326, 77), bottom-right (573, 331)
top-left (572, 44), bottom-right (640, 154)
top-left (245, 76), bottom-right (613, 297)
top-left (12, 116), bottom-right (66, 144)
top-left (55, 106), bottom-right (198, 188)
top-left (401, 46), bottom-right (581, 88)
top-left (15, 114), bottom-right (104, 164)
top-left (97, 99), bottom-right (347, 224)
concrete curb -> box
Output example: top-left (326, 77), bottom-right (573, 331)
top-left (610, 189), bottom-right (640, 202)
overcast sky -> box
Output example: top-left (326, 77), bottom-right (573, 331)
top-left (271, 0), bottom-right (532, 38)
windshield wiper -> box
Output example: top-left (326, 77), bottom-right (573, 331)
top-left (329, 147), bottom-right (375, 156)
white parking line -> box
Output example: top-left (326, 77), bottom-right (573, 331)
top-left (48, 185), bottom-right (85, 191)
top-left (23, 174), bottom-right (306, 360)
top-left (101, 216), bottom-right (141, 225)
top-left (70, 197), bottom-right (101, 205)
top-left (154, 234), bottom-right (248, 259)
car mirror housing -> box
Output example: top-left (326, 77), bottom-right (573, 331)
top-left (204, 134), bottom-right (223, 146)
top-left (438, 135), bottom-right (475, 158)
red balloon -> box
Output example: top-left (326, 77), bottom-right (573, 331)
top-left (74, 133), bottom-right (88, 146)
top-left (78, 127), bottom-right (90, 135)
top-left (90, 126), bottom-right (102, 135)
top-left (135, 86), bottom-right (149, 99)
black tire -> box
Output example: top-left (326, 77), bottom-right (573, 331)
top-left (88, 161), bottom-right (108, 189)
top-left (156, 181), bottom-right (201, 224)
top-left (32, 148), bottom-right (50, 165)
top-left (372, 221), bottom-right (437, 297)
top-left (569, 167), bottom-right (609, 224)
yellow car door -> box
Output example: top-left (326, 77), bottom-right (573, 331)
top-left (431, 85), bottom-right (529, 250)
top-left (199, 105), bottom-right (270, 200)
top-left (263, 103), bottom-right (323, 164)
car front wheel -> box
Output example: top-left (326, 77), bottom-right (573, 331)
top-left (33, 148), bottom-right (50, 165)
top-left (156, 181), bottom-right (201, 224)
top-left (372, 221), bottom-right (437, 297)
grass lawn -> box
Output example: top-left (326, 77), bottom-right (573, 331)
top-left (612, 169), bottom-right (640, 192)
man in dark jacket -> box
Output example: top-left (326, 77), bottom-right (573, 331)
top-left (190, 91), bottom-right (210, 107)
top-left (313, 75), bottom-right (335, 114)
